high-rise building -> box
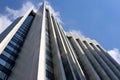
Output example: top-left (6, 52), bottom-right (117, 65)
top-left (0, 2), bottom-right (120, 80)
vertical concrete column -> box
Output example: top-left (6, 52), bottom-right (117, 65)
top-left (90, 43), bottom-right (119, 80)
top-left (66, 37), bottom-right (86, 80)
top-left (58, 28), bottom-right (85, 79)
top-left (56, 24), bottom-right (85, 80)
top-left (69, 37), bottom-right (100, 80)
top-left (97, 45), bottom-right (120, 71)
top-left (37, 3), bottom-right (46, 80)
top-left (77, 39), bottom-right (110, 80)
top-left (84, 41), bottom-right (111, 80)
top-left (96, 45), bottom-right (120, 78)
top-left (52, 16), bottom-right (76, 80)
top-left (47, 10), bottom-right (66, 80)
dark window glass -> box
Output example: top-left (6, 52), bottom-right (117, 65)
top-left (10, 41), bottom-right (20, 48)
top-left (0, 71), bottom-right (7, 80)
top-left (0, 59), bottom-right (10, 69)
top-left (46, 70), bottom-right (54, 80)
top-left (2, 51), bottom-right (15, 61)
top-left (46, 64), bottom-right (53, 73)
top-left (46, 59), bottom-right (53, 68)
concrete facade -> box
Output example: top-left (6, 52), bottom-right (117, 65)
top-left (0, 2), bottom-right (120, 80)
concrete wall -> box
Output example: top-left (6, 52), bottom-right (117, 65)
top-left (8, 5), bottom-right (44, 80)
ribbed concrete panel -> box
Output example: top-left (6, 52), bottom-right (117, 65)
top-left (52, 17), bottom-right (77, 80)
top-left (67, 37), bottom-right (86, 80)
top-left (83, 40), bottom-right (110, 80)
top-left (47, 10), bottom-right (66, 80)
top-left (90, 43), bottom-right (119, 80)
top-left (91, 40), bottom-right (120, 71)
top-left (68, 36), bottom-right (100, 80)
top-left (97, 45), bottom-right (120, 71)
top-left (66, 32), bottom-right (120, 80)
top-left (57, 24), bottom-right (84, 80)
top-left (76, 39), bottom-right (110, 80)
top-left (92, 45), bottom-right (120, 79)
top-left (96, 45), bottom-right (120, 78)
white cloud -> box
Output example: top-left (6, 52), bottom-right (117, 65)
top-left (69, 30), bottom-right (84, 37)
top-left (5, 1), bottom-right (62, 23)
top-left (0, 14), bottom-right (12, 33)
top-left (0, 1), bottom-right (62, 34)
top-left (6, 2), bottom-right (36, 20)
top-left (108, 48), bottom-right (120, 64)
top-left (0, 1), bottom-right (37, 34)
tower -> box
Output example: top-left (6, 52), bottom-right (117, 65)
top-left (0, 2), bottom-right (120, 80)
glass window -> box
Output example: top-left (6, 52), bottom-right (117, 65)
top-left (10, 41), bottom-right (20, 48)
top-left (2, 51), bottom-right (15, 61)
top-left (46, 70), bottom-right (54, 80)
top-left (12, 37), bottom-right (22, 43)
top-left (46, 59), bottom-right (53, 68)
top-left (46, 31), bottom-right (49, 36)
top-left (6, 45), bottom-right (17, 54)
top-left (0, 58), bottom-right (10, 69)
top-left (14, 35), bottom-right (23, 42)
top-left (46, 77), bottom-right (50, 80)
top-left (46, 51), bottom-right (52, 58)
top-left (46, 55), bottom-right (52, 62)
top-left (17, 31), bottom-right (25, 37)
top-left (18, 29), bottom-right (24, 33)
top-left (15, 33), bottom-right (23, 39)
top-left (19, 28), bottom-right (26, 33)
top-left (46, 40), bottom-right (50, 46)
top-left (6, 45), bottom-right (14, 52)
top-left (0, 71), bottom-right (6, 80)
top-left (21, 26), bottom-right (28, 31)
top-left (2, 51), bottom-right (10, 58)
top-left (46, 47), bottom-right (50, 52)
top-left (46, 36), bottom-right (49, 41)
top-left (46, 65), bottom-right (53, 73)
top-left (0, 58), bottom-right (6, 66)
top-left (46, 25), bottom-right (49, 31)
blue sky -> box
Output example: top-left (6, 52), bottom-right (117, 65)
top-left (0, 0), bottom-right (120, 63)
